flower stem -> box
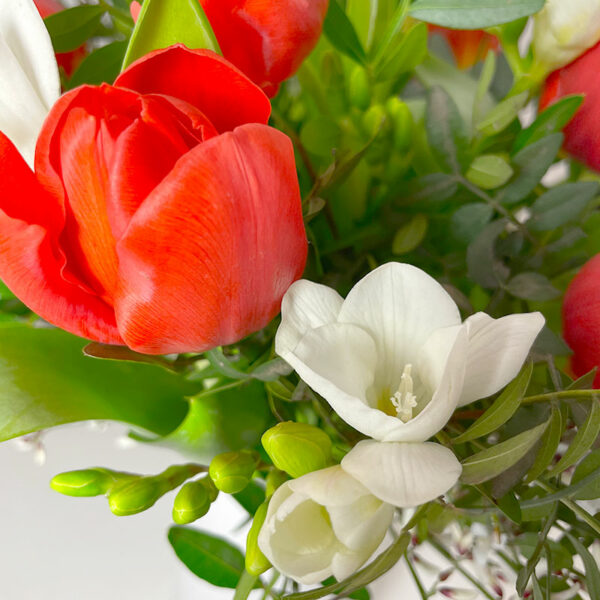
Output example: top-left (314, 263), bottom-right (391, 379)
top-left (522, 389), bottom-right (600, 404)
top-left (406, 553), bottom-right (429, 600)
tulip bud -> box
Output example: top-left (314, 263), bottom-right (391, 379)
top-left (209, 450), bottom-right (260, 494)
top-left (172, 479), bottom-right (212, 525)
top-left (261, 422), bottom-right (332, 478)
top-left (245, 501), bottom-right (271, 576)
top-left (265, 469), bottom-right (288, 498)
top-left (50, 468), bottom-right (118, 497)
top-left (348, 66), bottom-right (370, 110)
top-left (108, 477), bottom-right (167, 517)
top-left (386, 97), bottom-right (413, 153)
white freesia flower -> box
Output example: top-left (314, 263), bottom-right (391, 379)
top-left (257, 465), bottom-right (394, 585)
top-left (0, 0), bottom-right (60, 166)
top-left (275, 263), bottom-right (544, 507)
top-left (533, 0), bottom-right (600, 71)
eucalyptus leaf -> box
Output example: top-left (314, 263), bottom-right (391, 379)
top-left (407, 173), bottom-right (458, 204)
top-left (547, 399), bottom-right (600, 477)
top-left (323, 0), bottom-right (367, 65)
top-left (392, 215), bottom-right (428, 255)
top-left (526, 404), bottom-right (564, 482)
top-left (466, 155), bottom-right (514, 190)
top-left (45, 5), bottom-right (105, 53)
top-left (453, 363), bottom-right (532, 444)
top-left (122, 0), bottom-right (220, 69)
top-left (452, 203), bottom-right (494, 244)
top-left (505, 272), bottom-right (561, 302)
top-left (168, 527), bottom-right (245, 588)
top-left (467, 219), bottom-right (510, 288)
top-left (476, 92), bottom-right (529, 137)
top-left (461, 421), bottom-right (548, 484)
top-left (410, 0), bottom-right (544, 29)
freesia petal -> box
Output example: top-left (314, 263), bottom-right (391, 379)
top-left (275, 279), bottom-right (343, 360)
top-left (341, 440), bottom-right (462, 508)
top-left (115, 123), bottom-right (306, 354)
top-left (0, 0), bottom-right (60, 165)
top-left (286, 322), bottom-right (413, 440)
top-left (337, 263), bottom-right (461, 391)
top-left (115, 45), bottom-right (271, 133)
top-left (458, 312), bottom-right (545, 406)
top-left (0, 132), bottom-right (121, 344)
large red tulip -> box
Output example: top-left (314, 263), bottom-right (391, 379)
top-left (429, 26), bottom-right (499, 70)
top-left (540, 40), bottom-right (600, 172)
top-left (130, 0), bottom-right (328, 96)
top-left (34, 0), bottom-right (85, 76)
top-left (0, 45), bottom-right (307, 355)
top-left (563, 254), bottom-right (600, 387)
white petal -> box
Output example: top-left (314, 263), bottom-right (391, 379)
top-left (275, 279), bottom-right (343, 359)
top-left (288, 465), bottom-right (371, 506)
top-left (331, 550), bottom-right (369, 582)
top-left (337, 263), bottom-right (461, 390)
top-left (286, 322), bottom-right (410, 440)
top-left (341, 440), bottom-right (462, 507)
top-left (0, 0), bottom-right (60, 166)
top-left (458, 312), bottom-right (545, 407)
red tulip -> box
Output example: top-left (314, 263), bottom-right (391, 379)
top-left (563, 254), bottom-right (600, 387)
top-left (540, 40), bottom-right (600, 172)
top-left (34, 0), bottom-right (85, 77)
top-left (0, 45), bottom-right (307, 355)
top-left (129, 0), bottom-right (328, 96)
top-left (429, 26), bottom-right (499, 70)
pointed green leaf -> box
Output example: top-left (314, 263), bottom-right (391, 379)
top-left (122, 0), bottom-right (220, 70)
top-left (476, 92), bottom-right (529, 137)
top-left (323, 0), bottom-right (367, 65)
top-left (571, 449), bottom-right (600, 501)
top-left (454, 363), bottom-right (532, 444)
top-left (564, 533), bottom-right (600, 600)
top-left (44, 5), bottom-right (105, 53)
top-left (547, 399), bottom-right (600, 477)
top-left (526, 404), bottom-right (564, 482)
top-left (505, 273), bottom-right (561, 302)
top-left (68, 40), bottom-right (128, 88)
top-left (461, 421), bottom-right (548, 484)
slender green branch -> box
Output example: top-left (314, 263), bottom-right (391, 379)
top-left (406, 553), bottom-right (429, 600)
top-left (522, 389), bottom-right (599, 404)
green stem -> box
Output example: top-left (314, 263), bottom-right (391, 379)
top-left (523, 389), bottom-right (600, 404)
top-left (261, 571), bottom-right (280, 600)
top-left (406, 553), bottom-right (429, 600)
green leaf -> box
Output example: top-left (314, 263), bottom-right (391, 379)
top-left (513, 95), bottom-right (584, 154)
top-left (526, 404), bottom-right (564, 482)
top-left (461, 421), bottom-right (548, 484)
top-left (68, 40), bottom-right (128, 88)
top-left (473, 52), bottom-right (496, 125)
top-left (530, 182), bottom-right (599, 232)
top-left (375, 22), bottom-right (428, 81)
top-left (466, 155), bottom-right (514, 190)
top-left (44, 5), bottom-right (105, 53)
top-left (233, 481), bottom-right (266, 516)
top-left (168, 527), bottom-right (245, 588)
top-left (505, 272), bottom-right (561, 302)
top-left (467, 218), bottom-right (510, 288)
top-left (407, 173), bottom-right (459, 204)
top-left (283, 533), bottom-right (411, 600)
top-left (547, 400), bottom-right (600, 477)
top-left (452, 204), bottom-right (494, 244)
top-left (498, 133), bottom-right (563, 205)
top-left (571, 449), bottom-right (600, 500)
top-left (453, 363), bottom-right (532, 444)
top-left (0, 324), bottom-right (191, 441)
top-left (122, 0), bottom-right (220, 70)
top-left (409, 0), bottom-right (545, 29)
top-left (426, 86), bottom-right (469, 173)
top-left (476, 92), bottom-right (529, 137)
top-left (349, 589), bottom-right (371, 600)
top-left (392, 214), bottom-right (428, 255)
top-left (564, 532), bottom-right (600, 600)
top-left (323, 0), bottom-right (367, 65)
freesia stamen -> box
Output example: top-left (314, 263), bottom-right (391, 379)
top-left (390, 364), bottom-right (417, 423)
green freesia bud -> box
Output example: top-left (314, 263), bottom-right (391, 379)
top-left (245, 501), bottom-right (271, 576)
top-left (209, 450), bottom-right (259, 494)
top-left (348, 65), bottom-right (370, 110)
top-left (50, 468), bottom-right (117, 497)
top-left (266, 469), bottom-right (288, 498)
top-left (362, 104), bottom-right (386, 139)
top-left (172, 479), bottom-right (211, 524)
top-left (261, 422), bottom-right (333, 478)
top-left (200, 475), bottom-right (219, 502)
top-left (108, 477), bottom-right (167, 517)
top-left (386, 97), bottom-right (413, 152)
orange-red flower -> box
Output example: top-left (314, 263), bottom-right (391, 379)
top-left (0, 46), bottom-right (307, 354)
top-left (429, 26), bottom-right (499, 70)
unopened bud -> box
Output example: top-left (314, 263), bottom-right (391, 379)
top-left (50, 468), bottom-right (130, 497)
top-left (386, 97), bottom-right (413, 152)
top-left (108, 477), bottom-right (167, 517)
top-left (209, 450), bottom-right (259, 494)
top-left (362, 104), bottom-right (387, 139)
top-left (172, 479), bottom-right (211, 524)
top-left (261, 422), bottom-right (332, 478)
top-left (265, 469), bottom-right (288, 498)
top-left (200, 475), bottom-right (219, 502)
top-left (348, 66), bottom-right (370, 110)
top-left (245, 501), bottom-right (271, 576)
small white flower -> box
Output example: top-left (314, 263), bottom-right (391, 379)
top-left (533, 0), bottom-right (600, 71)
top-left (257, 465), bottom-right (394, 585)
top-left (0, 0), bottom-right (60, 166)
top-left (276, 263), bottom-right (544, 508)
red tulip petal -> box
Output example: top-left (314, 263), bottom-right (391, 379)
top-left (114, 123), bottom-right (307, 354)
top-left (0, 132), bottom-right (121, 344)
top-left (115, 45), bottom-right (271, 132)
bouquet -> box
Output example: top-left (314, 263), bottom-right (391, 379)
top-left (2, 0), bottom-right (600, 598)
